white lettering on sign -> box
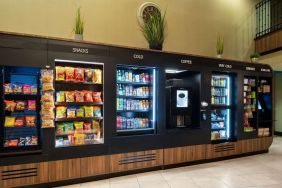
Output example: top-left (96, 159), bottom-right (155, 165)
top-left (72, 48), bottom-right (89, 54)
top-left (246, 67), bottom-right (256, 71)
top-left (180, 59), bottom-right (192, 65)
top-left (261, 68), bottom-right (271, 72)
top-left (133, 54), bottom-right (144, 60)
top-left (218, 64), bottom-right (232, 69)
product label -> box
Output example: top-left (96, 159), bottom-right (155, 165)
top-left (133, 54), bottom-right (144, 60)
top-left (246, 66), bottom-right (256, 71)
top-left (72, 47), bottom-right (89, 54)
top-left (218, 63), bottom-right (232, 69)
top-left (260, 68), bottom-right (271, 72)
top-left (180, 59), bottom-right (192, 65)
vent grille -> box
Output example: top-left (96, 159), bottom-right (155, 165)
top-left (119, 153), bottom-right (156, 165)
top-left (1, 167), bottom-right (37, 180)
top-left (214, 143), bottom-right (235, 152)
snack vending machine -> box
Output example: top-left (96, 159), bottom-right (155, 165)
top-left (1, 66), bottom-right (41, 152)
top-left (116, 65), bottom-right (156, 135)
top-left (210, 74), bottom-right (232, 142)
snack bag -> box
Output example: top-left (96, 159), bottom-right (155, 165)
top-left (83, 122), bottom-right (92, 132)
top-left (25, 137), bottom-right (32, 145)
top-left (15, 117), bottom-right (24, 127)
top-left (4, 83), bottom-right (13, 94)
top-left (74, 68), bottom-right (84, 82)
top-left (84, 106), bottom-right (94, 117)
top-left (41, 109), bottom-right (55, 119)
top-left (93, 92), bottom-right (102, 102)
top-left (65, 91), bottom-right (75, 102)
top-left (31, 136), bottom-right (38, 145)
top-left (16, 101), bottom-right (26, 111)
top-left (75, 91), bottom-right (84, 102)
top-left (74, 133), bottom-right (85, 145)
top-left (9, 139), bottom-right (18, 147)
top-left (56, 91), bottom-right (65, 102)
top-left (76, 106), bottom-right (84, 117)
top-left (74, 121), bottom-right (84, 133)
top-left (65, 67), bottom-right (75, 81)
top-left (41, 69), bottom-right (54, 83)
top-left (55, 66), bottom-right (65, 81)
top-left (23, 84), bottom-right (31, 94)
top-left (56, 106), bottom-right (66, 118)
top-left (42, 83), bottom-right (54, 91)
top-left (26, 116), bottom-right (36, 126)
top-left (4, 116), bottom-right (15, 127)
top-left (4, 100), bottom-right (16, 112)
top-left (93, 69), bottom-right (102, 83)
top-left (41, 102), bottom-right (54, 109)
top-left (41, 92), bottom-right (54, 102)
top-left (13, 84), bottom-right (22, 93)
top-left (84, 91), bottom-right (93, 102)
top-left (64, 122), bottom-right (74, 134)
top-left (56, 123), bottom-right (64, 134)
top-left (92, 120), bottom-right (100, 133)
top-left (31, 85), bottom-right (38, 94)
top-left (18, 137), bottom-right (25, 146)
top-left (85, 69), bottom-right (93, 82)
top-left (67, 107), bottom-right (76, 118)
top-left (93, 106), bottom-right (102, 117)
top-left (42, 119), bottom-right (54, 128)
top-left (28, 100), bottom-right (36, 111)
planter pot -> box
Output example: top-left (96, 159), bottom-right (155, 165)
top-left (74, 34), bottom-right (83, 41)
top-left (251, 57), bottom-right (258, 63)
top-left (149, 44), bottom-right (163, 50)
top-left (216, 54), bottom-right (223, 58)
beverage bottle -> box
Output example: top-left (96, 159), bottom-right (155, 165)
top-left (142, 73), bottom-right (146, 83)
top-left (125, 71), bottom-right (128, 82)
top-left (136, 74), bottom-right (140, 82)
top-left (125, 86), bottom-right (128, 96)
top-left (121, 70), bottom-right (125, 81)
top-left (133, 88), bottom-right (137, 96)
top-left (211, 96), bottom-right (214, 104)
top-left (145, 73), bottom-right (149, 82)
top-left (128, 71), bottom-right (132, 82)
top-left (116, 116), bottom-right (120, 129)
top-left (116, 70), bottom-right (119, 81)
top-left (117, 98), bottom-right (119, 110)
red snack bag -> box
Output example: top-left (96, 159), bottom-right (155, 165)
top-left (28, 100), bottom-right (36, 111)
top-left (93, 92), bottom-right (102, 103)
top-left (83, 122), bottom-right (92, 132)
top-left (65, 67), bottom-right (75, 81)
top-left (84, 91), bottom-right (93, 102)
top-left (75, 91), bottom-right (84, 102)
top-left (15, 117), bottom-right (25, 127)
top-left (23, 84), bottom-right (31, 94)
top-left (16, 101), bottom-right (26, 111)
top-left (74, 68), bottom-right (84, 82)
top-left (25, 116), bottom-right (36, 126)
top-left (65, 91), bottom-right (75, 102)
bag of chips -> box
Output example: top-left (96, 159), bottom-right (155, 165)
top-left (16, 101), bottom-right (26, 111)
top-left (4, 116), bottom-right (15, 127)
top-left (64, 122), bottom-right (74, 134)
top-left (93, 106), bottom-right (102, 117)
top-left (65, 91), bottom-right (75, 102)
top-left (56, 66), bottom-right (65, 81)
top-left (75, 91), bottom-right (84, 102)
top-left (31, 85), bottom-right (38, 94)
top-left (65, 67), bottom-right (75, 81)
top-left (93, 92), bottom-right (102, 103)
top-left (56, 106), bottom-right (66, 118)
top-left (93, 69), bottom-right (102, 83)
top-left (8, 139), bottom-right (18, 147)
top-left (67, 107), bottom-right (76, 118)
top-left (13, 84), bottom-right (23, 93)
top-left (42, 119), bottom-right (54, 128)
top-left (56, 123), bottom-right (64, 135)
top-left (28, 100), bottom-right (36, 111)
top-left (41, 109), bottom-right (55, 119)
top-left (92, 120), bottom-right (100, 133)
top-left (15, 117), bottom-right (25, 127)
top-left (74, 121), bottom-right (84, 133)
top-left (41, 92), bottom-right (54, 102)
top-left (85, 69), bottom-right (93, 82)
top-left (41, 69), bottom-right (54, 83)
top-left (18, 137), bottom-right (25, 146)
top-left (84, 106), bottom-right (94, 117)
top-left (41, 102), bottom-right (54, 109)
top-left (25, 136), bottom-right (32, 145)
top-left (4, 100), bottom-right (16, 112)
top-left (74, 133), bottom-right (85, 145)
top-left (83, 122), bottom-right (92, 132)
top-left (31, 136), bottom-right (38, 145)
top-left (74, 68), bottom-right (84, 82)
top-left (42, 83), bottom-right (54, 91)
top-left (26, 116), bottom-right (36, 126)
top-left (4, 83), bottom-right (13, 94)
top-left (23, 84), bottom-right (31, 94)
top-left (84, 91), bottom-right (93, 102)
top-left (76, 106), bottom-right (84, 117)
top-left (56, 91), bottom-right (65, 102)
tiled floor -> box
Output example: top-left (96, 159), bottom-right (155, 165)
top-left (57, 137), bottom-right (282, 188)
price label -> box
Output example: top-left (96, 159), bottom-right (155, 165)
top-left (218, 63), bottom-right (232, 69)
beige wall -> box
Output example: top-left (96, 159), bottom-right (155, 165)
top-left (260, 51), bottom-right (282, 71)
top-left (0, 0), bottom-right (258, 61)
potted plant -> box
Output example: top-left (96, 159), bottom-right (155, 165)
top-left (250, 52), bottom-right (260, 63)
top-left (73, 7), bottom-right (84, 40)
top-left (139, 11), bottom-right (166, 50)
top-left (216, 35), bottom-right (224, 58)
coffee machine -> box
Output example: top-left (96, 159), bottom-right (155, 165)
top-left (166, 86), bottom-right (192, 128)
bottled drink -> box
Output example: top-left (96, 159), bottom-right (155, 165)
top-left (121, 70), bottom-right (125, 81)
top-left (128, 71), bottom-right (132, 82)
top-left (125, 71), bottom-right (128, 82)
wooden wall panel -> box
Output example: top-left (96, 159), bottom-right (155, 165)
top-left (164, 146), bottom-right (187, 165)
top-left (110, 149), bottom-right (163, 173)
top-left (193, 144), bottom-right (206, 161)
top-left (0, 162), bottom-right (48, 188)
top-left (48, 159), bottom-right (81, 182)
top-left (206, 142), bottom-right (237, 159)
top-left (81, 155), bottom-right (109, 177)
top-left (255, 29), bottom-right (282, 54)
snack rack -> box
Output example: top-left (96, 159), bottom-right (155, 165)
top-left (1, 66), bottom-right (41, 152)
top-left (54, 60), bottom-right (104, 147)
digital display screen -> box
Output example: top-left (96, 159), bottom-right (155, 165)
top-left (176, 90), bottom-right (188, 108)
